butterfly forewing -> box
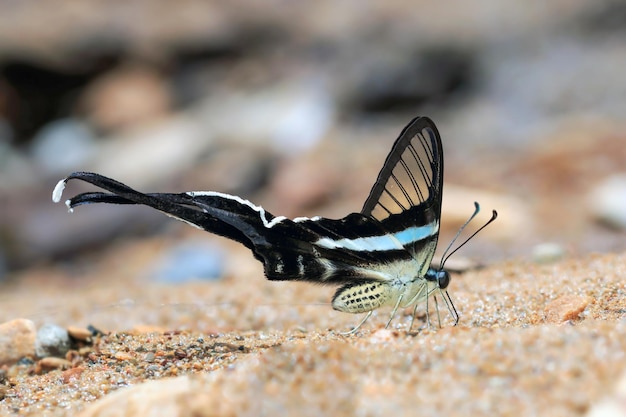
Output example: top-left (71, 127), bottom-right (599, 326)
top-left (362, 118), bottom-right (442, 221)
top-left (361, 117), bottom-right (443, 265)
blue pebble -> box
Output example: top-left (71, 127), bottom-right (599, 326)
top-left (150, 241), bottom-right (225, 283)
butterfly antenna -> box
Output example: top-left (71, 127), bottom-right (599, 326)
top-left (439, 202), bottom-right (498, 269)
top-left (438, 202), bottom-right (480, 268)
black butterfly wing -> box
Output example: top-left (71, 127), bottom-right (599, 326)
top-left (361, 117), bottom-right (444, 276)
top-left (53, 172), bottom-right (400, 285)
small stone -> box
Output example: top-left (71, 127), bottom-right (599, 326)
top-left (441, 185), bottom-right (532, 241)
top-left (586, 368), bottom-right (626, 417)
top-left (75, 374), bottom-right (235, 417)
top-left (130, 325), bottom-right (166, 334)
top-left (544, 295), bottom-right (591, 323)
top-left (61, 366), bottom-right (85, 384)
top-left (532, 242), bottom-right (565, 264)
top-left (368, 328), bottom-right (396, 343)
top-left (30, 118), bottom-right (96, 175)
top-left (588, 174), bottom-right (626, 230)
top-left (35, 324), bottom-right (71, 358)
top-left (114, 351), bottom-right (134, 362)
top-left (149, 241), bottom-right (225, 283)
top-left (38, 357), bottom-right (71, 371)
top-left (67, 326), bottom-right (93, 342)
top-left (430, 255), bottom-right (479, 272)
top-left (0, 318), bottom-right (36, 365)
top-left (81, 64), bottom-right (172, 133)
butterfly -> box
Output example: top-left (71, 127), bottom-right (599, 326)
top-left (52, 116), bottom-right (496, 334)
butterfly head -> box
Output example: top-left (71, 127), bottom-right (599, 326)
top-left (425, 268), bottom-right (450, 290)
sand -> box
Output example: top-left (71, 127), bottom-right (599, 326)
top-left (1, 237), bottom-right (624, 416)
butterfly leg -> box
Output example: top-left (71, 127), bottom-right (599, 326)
top-left (384, 293), bottom-right (405, 329)
top-left (424, 294), bottom-right (443, 328)
top-left (408, 303), bottom-right (420, 333)
top-left (406, 282), bottom-right (429, 332)
top-left (434, 295), bottom-right (442, 328)
top-left (424, 293), bottom-right (433, 328)
top-left (341, 311), bottom-right (373, 335)
top-left (441, 289), bottom-right (460, 325)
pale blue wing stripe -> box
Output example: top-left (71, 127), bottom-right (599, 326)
top-left (393, 222), bottom-right (439, 246)
top-left (314, 221), bottom-right (438, 252)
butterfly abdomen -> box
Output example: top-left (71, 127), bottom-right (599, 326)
top-left (331, 281), bottom-right (392, 313)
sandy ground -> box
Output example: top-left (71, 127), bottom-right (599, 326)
top-left (0, 235), bottom-right (625, 416)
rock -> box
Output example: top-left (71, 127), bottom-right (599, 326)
top-left (588, 174), bottom-right (626, 230)
top-left (30, 118), bottom-right (97, 175)
top-left (441, 184), bottom-right (533, 241)
top-left (149, 241), bottom-right (225, 283)
top-left (67, 326), bottom-right (93, 342)
top-left (350, 46), bottom-right (476, 114)
top-left (194, 79), bottom-right (334, 156)
top-left (544, 295), bottom-right (591, 323)
top-left (586, 368), bottom-right (626, 417)
top-left (532, 242), bottom-right (565, 264)
top-left (0, 318), bottom-right (37, 365)
top-left (62, 367), bottom-right (85, 384)
top-left (77, 374), bottom-right (210, 417)
top-left (367, 328), bottom-right (397, 343)
top-left (35, 324), bottom-right (71, 358)
top-left (90, 114), bottom-right (213, 189)
top-left (430, 255), bottom-right (479, 272)
top-left (81, 64), bottom-right (172, 133)
top-left (37, 357), bottom-right (72, 371)
top-left (269, 148), bottom-right (342, 216)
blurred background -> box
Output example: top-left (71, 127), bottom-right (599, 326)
top-left (1, 0), bottom-right (626, 285)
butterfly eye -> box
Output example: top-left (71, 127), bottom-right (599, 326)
top-left (425, 268), bottom-right (450, 289)
top-left (436, 270), bottom-right (450, 289)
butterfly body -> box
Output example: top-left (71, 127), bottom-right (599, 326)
top-left (331, 270), bottom-right (440, 314)
top-left (53, 117), bottom-right (463, 333)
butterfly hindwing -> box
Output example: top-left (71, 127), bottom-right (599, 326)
top-left (54, 173), bottom-right (411, 285)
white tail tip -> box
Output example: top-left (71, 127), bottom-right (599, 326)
top-left (52, 179), bottom-right (67, 203)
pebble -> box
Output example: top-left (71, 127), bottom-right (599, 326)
top-left (37, 357), bottom-right (71, 371)
top-left (35, 324), bottom-right (71, 358)
top-left (195, 79), bottom-right (334, 156)
top-left (0, 318), bottom-right (37, 365)
top-left (81, 64), bottom-right (172, 133)
top-left (62, 367), bottom-right (85, 384)
top-left (149, 241), bottom-right (225, 283)
top-left (588, 174), bottom-right (626, 230)
top-left (441, 185), bottom-right (532, 241)
top-left (367, 328), bottom-right (397, 344)
top-left (532, 242), bottom-right (565, 264)
top-left (76, 375), bottom-right (199, 417)
top-left (430, 255), bottom-right (479, 272)
top-left (544, 295), bottom-right (591, 323)
top-left (586, 369), bottom-right (626, 417)
top-left (67, 326), bottom-right (93, 342)
top-left (29, 118), bottom-right (96, 175)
